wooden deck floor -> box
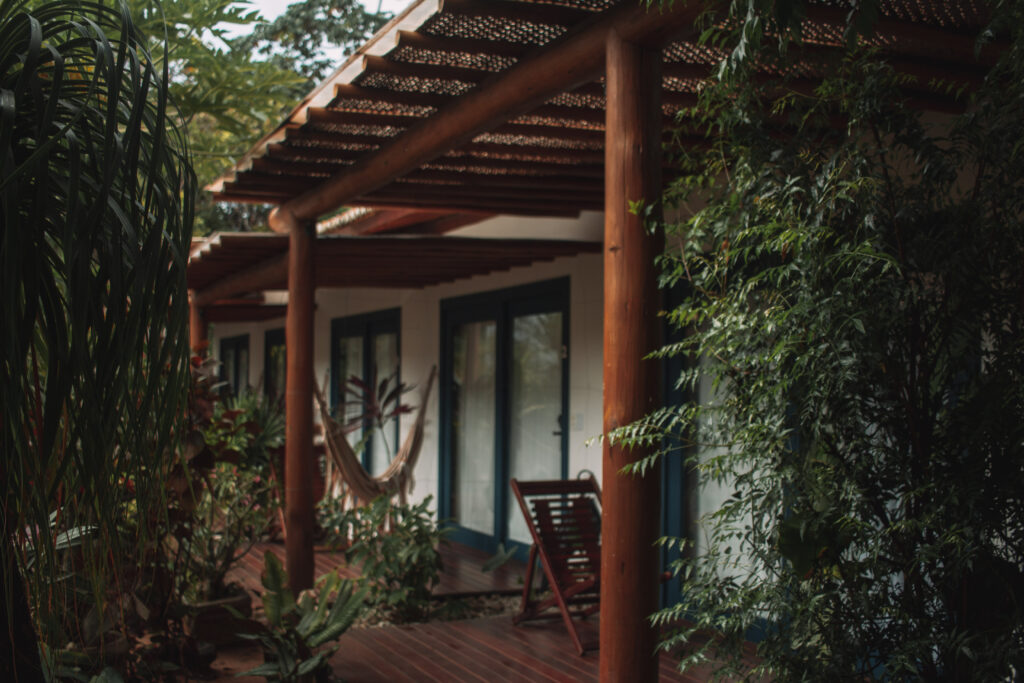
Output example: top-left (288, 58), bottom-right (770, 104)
top-left (229, 539), bottom-right (526, 597)
top-left (217, 542), bottom-right (752, 681)
top-left (328, 616), bottom-right (707, 682)
top-left (218, 615), bottom-right (716, 682)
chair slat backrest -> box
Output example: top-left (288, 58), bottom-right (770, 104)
top-left (512, 477), bottom-right (602, 589)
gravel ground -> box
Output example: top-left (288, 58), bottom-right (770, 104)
top-left (351, 592), bottom-right (521, 629)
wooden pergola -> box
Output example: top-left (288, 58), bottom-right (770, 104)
top-left (203, 1), bottom-right (997, 679)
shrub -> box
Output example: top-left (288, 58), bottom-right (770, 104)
top-left (241, 552), bottom-right (365, 683)
top-left (181, 463), bottom-right (277, 602)
top-left (622, 2), bottom-right (1024, 679)
top-left (320, 496), bottom-right (447, 623)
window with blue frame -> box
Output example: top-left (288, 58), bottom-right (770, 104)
top-left (330, 309), bottom-right (401, 476)
top-left (219, 333), bottom-right (250, 396)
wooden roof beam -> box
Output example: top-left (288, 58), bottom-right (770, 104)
top-left (307, 107), bottom-right (424, 129)
top-left (332, 83), bottom-right (451, 110)
top-left (193, 253), bottom-right (288, 306)
top-left (270, 1), bottom-right (702, 228)
top-left (362, 185), bottom-right (602, 205)
top-left (360, 55), bottom-right (491, 84)
top-left (349, 195), bottom-right (595, 215)
top-left (253, 158), bottom-right (349, 177)
top-left (440, 0), bottom-right (595, 28)
top-left (259, 150), bottom-right (605, 177)
top-left (394, 212), bottom-right (494, 235)
top-left (804, 6), bottom-right (1004, 66)
top-left (399, 170), bottom-right (602, 192)
top-left (461, 142), bottom-right (605, 163)
top-left (225, 176), bottom-right (319, 194)
top-left (330, 208), bottom-right (466, 235)
top-left (303, 112), bottom-right (608, 144)
top-left (271, 137), bottom-right (606, 165)
top-left (490, 120), bottom-right (604, 142)
top-left (424, 155), bottom-right (604, 176)
top-left (372, 182), bottom-right (600, 204)
top-left (788, 43), bottom-right (992, 85)
top-left (203, 304), bottom-right (288, 324)
top-left (280, 130), bottom-right (382, 149)
top-left (395, 30), bottom-right (529, 59)
top-left (310, 100), bottom-right (688, 133)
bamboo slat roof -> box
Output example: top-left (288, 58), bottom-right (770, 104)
top-left (209, 0), bottom-right (999, 217)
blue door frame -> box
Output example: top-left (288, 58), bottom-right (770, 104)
top-left (219, 333), bottom-right (249, 396)
top-left (660, 283), bottom-right (697, 609)
top-left (438, 277), bottom-right (570, 557)
top-left (264, 327), bottom-right (285, 405)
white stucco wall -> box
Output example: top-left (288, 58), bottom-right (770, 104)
top-left (207, 214), bottom-right (606, 510)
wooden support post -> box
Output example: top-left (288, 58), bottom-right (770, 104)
top-left (188, 292), bottom-right (207, 355)
top-left (600, 28), bottom-right (663, 683)
top-left (277, 207), bottom-right (316, 592)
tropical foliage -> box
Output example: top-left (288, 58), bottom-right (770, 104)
top-left (111, 0), bottom-right (389, 233)
top-left (619, 0), bottom-right (1024, 679)
top-left (0, 0), bottom-right (193, 678)
top-left (181, 380), bottom-right (285, 602)
top-left (236, 0), bottom-right (388, 88)
top-left (320, 496), bottom-right (447, 623)
top-left (241, 551), bottom-right (366, 683)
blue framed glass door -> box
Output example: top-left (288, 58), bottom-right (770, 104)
top-left (220, 334), bottom-right (249, 396)
top-left (264, 327), bottom-right (286, 405)
top-left (439, 278), bottom-right (569, 554)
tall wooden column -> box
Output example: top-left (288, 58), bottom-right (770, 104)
top-left (188, 292), bottom-right (207, 355)
top-left (600, 28), bottom-right (663, 683)
top-left (277, 208), bottom-right (316, 592)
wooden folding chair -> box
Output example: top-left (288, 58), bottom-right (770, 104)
top-left (510, 476), bottom-right (602, 655)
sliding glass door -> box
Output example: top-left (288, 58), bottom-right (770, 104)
top-left (440, 278), bottom-right (569, 553)
top-left (450, 319), bottom-right (497, 536)
top-left (506, 308), bottom-right (564, 543)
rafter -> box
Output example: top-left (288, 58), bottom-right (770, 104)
top-left (440, 0), bottom-right (596, 28)
top-left (352, 193), bottom-right (600, 215)
top-left (399, 170), bottom-right (602, 193)
top-left (272, 2), bottom-right (702, 224)
top-left (395, 30), bottom-right (529, 59)
top-left (328, 208), bottom-right (472, 235)
top-left (360, 55), bottom-right (492, 84)
top-left (804, 6), bottom-right (1004, 66)
top-left (194, 253), bottom-right (288, 306)
top-left (332, 83), bottom-right (451, 110)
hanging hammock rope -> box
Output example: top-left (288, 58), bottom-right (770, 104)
top-left (313, 366), bottom-right (436, 506)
